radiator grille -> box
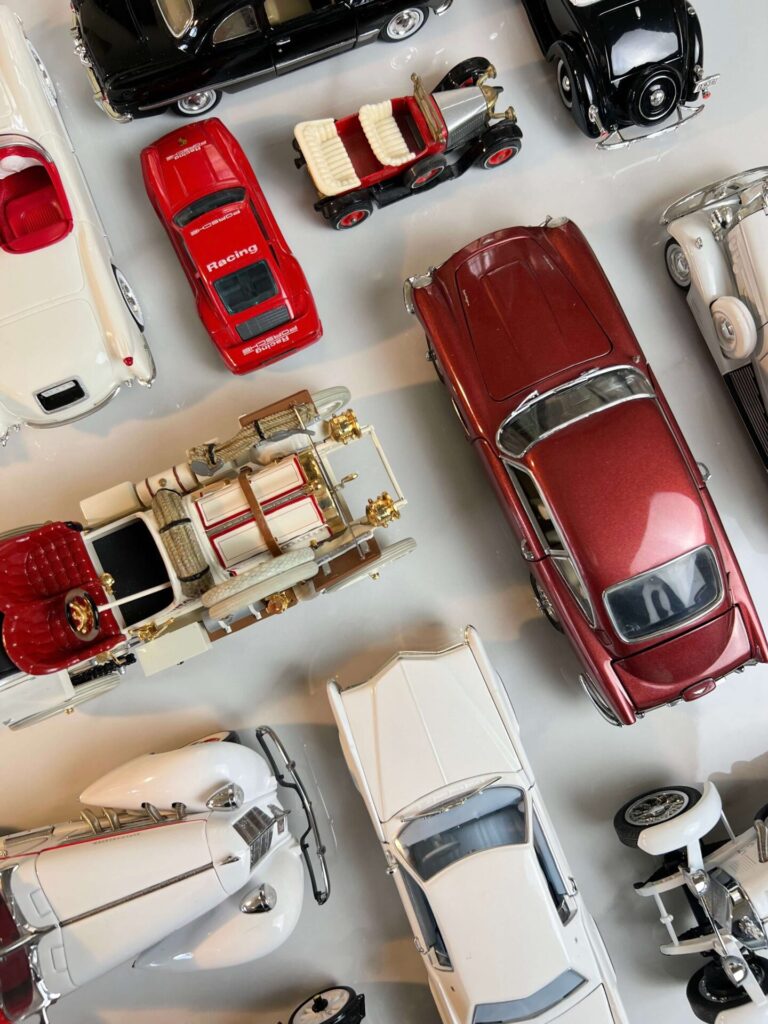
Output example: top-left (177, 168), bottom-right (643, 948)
top-left (234, 806), bottom-right (275, 868)
top-left (724, 364), bottom-right (768, 467)
top-left (237, 305), bottom-right (291, 342)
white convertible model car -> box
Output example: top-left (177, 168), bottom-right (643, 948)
top-left (615, 781), bottom-right (768, 1022)
top-left (327, 627), bottom-right (629, 1024)
top-left (0, 729), bottom-right (331, 1023)
top-left (0, 8), bottom-right (154, 445)
top-left (663, 168), bottom-right (768, 467)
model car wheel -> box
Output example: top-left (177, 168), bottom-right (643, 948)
top-left (613, 786), bottom-right (702, 848)
top-left (687, 957), bottom-right (768, 1023)
top-left (552, 48), bottom-right (600, 139)
top-left (319, 538), bottom-right (417, 594)
top-left (711, 297), bottom-right (758, 360)
top-left (175, 89), bottom-right (221, 117)
top-left (434, 57), bottom-right (493, 92)
top-left (380, 6), bottom-right (428, 42)
top-left (529, 575), bottom-right (563, 633)
top-left (332, 202), bottom-right (373, 230)
top-left (289, 987), bottom-right (364, 1024)
top-left (478, 135), bottom-right (522, 169)
top-left (404, 156), bottom-right (447, 191)
top-left (113, 267), bottom-right (145, 330)
top-left (630, 66), bottom-right (681, 127)
top-left (665, 239), bottom-right (692, 290)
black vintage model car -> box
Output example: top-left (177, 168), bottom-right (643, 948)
top-left (519, 0), bottom-right (719, 149)
top-left (70, 0), bottom-right (455, 121)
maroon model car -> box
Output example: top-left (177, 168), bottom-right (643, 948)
top-left (405, 219), bottom-right (767, 726)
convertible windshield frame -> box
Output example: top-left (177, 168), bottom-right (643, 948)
top-left (154, 0), bottom-right (195, 38)
top-left (603, 545), bottom-right (724, 646)
top-left (497, 366), bottom-right (655, 460)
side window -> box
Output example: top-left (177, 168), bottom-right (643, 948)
top-left (532, 813), bottom-right (575, 925)
top-left (552, 556), bottom-right (594, 625)
top-left (400, 871), bottom-right (452, 969)
top-left (509, 467), bottom-right (565, 553)
top-left (213, 6), bottom-right (260, 44)
top-left (263, 0), bottom-right (314, 26)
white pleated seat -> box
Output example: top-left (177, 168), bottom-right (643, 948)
top-left (359, 101), bottom-right (415, 167)
top-left (294, 119), bottom-right (361, 198)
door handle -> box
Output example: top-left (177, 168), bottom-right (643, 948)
top-left (275, 36), bottom-right (291, 45)
top-left (521, 538), bottom-right (535, 562)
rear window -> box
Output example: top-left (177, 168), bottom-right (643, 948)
top-left (603, 4), bottom-right (680, 78)
top-left (173, 188), bottom-right (246, 228)
top-left (214, 260), bottom-right (278, 315)
top-left (498, 367), bottom-right (654, 459)
top-left (605, 546), bottom-right (723, 644)
top-left (154, 0), bottom-right (194, 37)
top-left (473, 970), bottom-right (586, 1023)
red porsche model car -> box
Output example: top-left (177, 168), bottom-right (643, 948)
top-left (406, 220), bottom-right (768, 726)
top-left (141, 118), bottom-right (321, 374)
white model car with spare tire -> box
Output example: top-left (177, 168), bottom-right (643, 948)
top-left (328, 627), bottom-right (629, 1024)
top-left (0, 6), bottom-right (154, 446)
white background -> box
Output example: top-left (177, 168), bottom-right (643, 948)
top-left (4, 1), bottom-right (768, 1021)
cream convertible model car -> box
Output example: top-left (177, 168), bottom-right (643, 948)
top-left (0, 729), bottom-right (330, 1023)
top-left (663, 168), bottom-right (768, 469)
top-left (0, 7), bottom-right (154, 445)
top-left (328, 628), bottom-right (629, 1024)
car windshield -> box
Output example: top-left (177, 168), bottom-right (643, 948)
top-left (398, 787), bottom-right (527, 882)
top-left (497, 367), bottom-right (654, 459)
top-left (154, 0), bottom-right (194, 37)
top-left (173, 188), bottom-right (246, 228)
top-left (605, 546), bottom-right (723, 644)
top-left (472, 971), bottom-right (586, 1024)
top-left (214, 260), bottom-right (278, 314)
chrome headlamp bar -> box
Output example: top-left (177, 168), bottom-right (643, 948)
top-left (254, 727), bottom-right (331, 907)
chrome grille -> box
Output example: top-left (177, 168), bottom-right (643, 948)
top-left (237, 305), bottom-right (291, 342)
top-left (234, 807), bottom-right (275, 868)
top-left (724, 364), bottom-right (768, 467)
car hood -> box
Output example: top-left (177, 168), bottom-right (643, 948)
top-left (334, 644), bottom-right (522, 823)
top-left (454, 232), bottom-right (612, 402)
top-left (426, 846), bottom-right (582, 1007)
top-left (555, 986), bottom-right (616, 1024)
top-left (0, 299), bottom-right (118, 423)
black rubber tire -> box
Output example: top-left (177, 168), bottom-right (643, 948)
top-left (552, 46), bottom-right (600, 139)
top-left (687, 958), bottom-right (768, 1023)
top-left (329, 199), bottom-right (374, 231)
top-left (379, 6), bottom-right (429, 43)
top-left (174, 89), bottom-right (222, 117)
top-left (476, 131), bottom-right (522, 170)
top-left (403, 155), bottom-right (447, 191)
top-left (613, 786), bottom-right (702, 849)
top-left (434, 56), bottom-right (493, 92)
top-left (289, 987), bottom-right (364, 1024)
top-left (530, 574), bottom-right (563, 633)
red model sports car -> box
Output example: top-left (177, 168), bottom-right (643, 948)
top-left (406, 220), bottom-right (767, 726)
top-left (141, 118), bottom-right (321, 374)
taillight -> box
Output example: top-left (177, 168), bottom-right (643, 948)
top-left (0, 899), bottom-right (33, 1022)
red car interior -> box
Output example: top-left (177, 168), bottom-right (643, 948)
top-left (0, 896), bottom-right (34, 1023)
top-left (336, 96), bottom-right (434, 184)
top-left (0, 523), bottom-right (123, 675)
top-left (0, 145), bottom-right (73, 254)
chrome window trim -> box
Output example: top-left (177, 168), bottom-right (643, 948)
top-left (496, 365), bottom-right (655, 460)
top-left (603, 544), bottom-right (725, 646)
top-left (552, 555), bottom-right (596, 628)
top-left (154, 0), bottom-right (195, 38)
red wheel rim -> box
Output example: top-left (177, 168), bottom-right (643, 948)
top-left (486, 147), bottom-right (515, 167)
top-left (413, 168), bottom-right (441, 188)
top-left (338, 210), bottom-right (368, 229)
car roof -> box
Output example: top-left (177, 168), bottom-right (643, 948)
top-left (522, 397), bottom-right (715, 595)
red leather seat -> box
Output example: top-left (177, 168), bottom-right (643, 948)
top-left (0, 523), bottom-right (124, 676)
top-left (0, 164), bottom-right (72, 253)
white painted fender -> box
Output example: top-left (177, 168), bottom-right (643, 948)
top-left (716, 1003), bottom-right (768, 1022)
top-left (80, 741), bottom-right (274, 813)
top-left (134, 843), bottom-right (305, 971)
top-left (638, 782), bottom-right (722, 857)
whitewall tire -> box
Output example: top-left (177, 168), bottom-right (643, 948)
top-left (711, 296), bottom-right (758, 360)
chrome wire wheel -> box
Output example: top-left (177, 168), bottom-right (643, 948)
top-left (557, 59), bottom-right (573, 109)
top-left (665, 241), bottom-right (691, 289)
top-left (385, 7), bottom-right (425, 39)
top-left (624, 789), bottom-right (692, 827)
top-left (176, 89), bottom-right (219, 116)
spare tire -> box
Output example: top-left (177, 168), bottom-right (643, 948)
top-left (614, 785), bottom-right (702, 849)
top-left (687, 957), bottom-right (768, 1023)
top-left (712, 296), bottom-right (758, 359)
top-left (629, 66), bottom-right (681, 126)
top-left (435, 57), bottom-right (492, 92)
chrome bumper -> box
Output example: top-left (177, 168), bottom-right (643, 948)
top-left (70, 14), bottom-right (133, 123)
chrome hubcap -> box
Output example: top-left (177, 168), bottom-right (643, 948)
top-left (294, 989), bottom-right (351, 1023)
top-left (557, 60), bottom-right (573, 109)
top-left (388, 9), bottom-right (425, 38)
top-left (716, 315), bottom-right (736, 343)
top-left (666, 244), bottom-right (691, 286)
top-left (178, 90), bottom-right (217, 114)
top-left (650, 86), bottom-right (666, 108)
top-left (624, 790), bottom-right (690, 826)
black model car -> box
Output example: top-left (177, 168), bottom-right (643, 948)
top-left (70, 0), bottom-right (455, 121)
top-left (519, 0), bottom-right (719, 149)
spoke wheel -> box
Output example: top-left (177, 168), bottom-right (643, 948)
top-left (614, 785), bottom-right (702, 848)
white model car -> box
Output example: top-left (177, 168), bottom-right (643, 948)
top-left (0, 729), bottom-right (331, 1023)
top-left (327, 627), bottom-right (629, 1024)
top-left (616, 782), bottom-right (768, 1023)
top-left (0, 7), bottom-right (154, 445)
top-left (662, 168), bottom-right (768, 467)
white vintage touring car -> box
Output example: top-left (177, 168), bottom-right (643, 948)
top-left (327, 628), bottom-right (629, 1024)
top-left (0, 7), bottom-right (154, 445)
top-left (0, 387), bottom-right (414, 731)
top-left (615, 781), bottom-right (768, 1022)
top-left (663, 168), bottom-right (768, 468)
top-left (0, 729), bottom-right (331, 1023)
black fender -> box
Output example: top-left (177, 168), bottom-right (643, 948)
top-left (683, 5), bottom-right (704, 99)
top-left (548, 40), bottom-right (602, 137)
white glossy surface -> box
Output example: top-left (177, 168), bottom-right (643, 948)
top-left (4, 1), bottom-right (768, 1021)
